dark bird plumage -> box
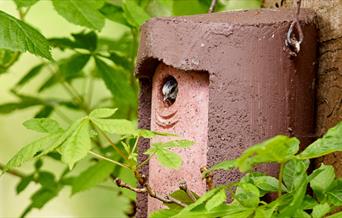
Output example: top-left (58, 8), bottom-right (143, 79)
top-left (162, 77), bottom-right (178, 104)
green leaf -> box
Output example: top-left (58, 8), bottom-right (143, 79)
top-left (299, 122), bottom-right (342, 159)
top-left (312, 203), bottom-right (330, 218)
top-left (235, 183), bottom-right (260, 208)
top-left (91, 118), bottom-right (137, 135)
top-left (150, 209), bottom-right (180, 218)
top-left (279, 177), bottom-right (308, 217)
top-left (61, 119), bottom-right (92, 169)
top-left (107, 51), bottom-right (132, 70)
top-left (154, 147), bottom-right (182, 169)
top-left (49, 31), bottom-right (98, 51)
top-left (205, 188), bottom-right (226, 211)
top-left (177, 187), bottom-right (223, 213)
top-left (37, 171), bottom-right (57, 189)
top-left (15, 63), bottom-right (45, 87)
top-left (327, 179), bottom-right (342, 206)
top-left (166, 189), bottom-right (199, 208)
top-left (16, 174), bottom-right (34, 194)
top-left (14, 0), bottom-right (39, 8)
top-left (23, 118), bottom-right (62, 133)
top-left (252, 176), bottom-right (283, 193)
top-left (206, 159), bottom-right (236, 175)
top-left (58, 53), bottom-right (90, 79)
top-left (172, 0), bottom-right (208, 16)
top-left (0, 49), bottom-right (18, 74)
top-left (283, 159), bottom-right (309, 192)
top-left (2, 132), bottom-right (62, 173)
top-left (71, 160), bottom-right (115, 194)
top-left (94, 57), bottom-right (136, 103)
top-left (34, 159), bottom-right (43, 170)
top-left (34, 105), bottom-right (54, 118)
top-left (0, 10), bottom-right (52, 60)
top-left (310, 164), bottom-right (335, 194)
top-left (153, 140), bottom-right (194, 148)
top-left (254, 204), bottom-right (277, 218)
top-left (99, 3), bottom-right (129, 26)
top-left (236, 136), bottom-right (300, 172)
top-left (223, 0), bottom-right (262, 11)
top-left (89, 108), bottom-right (117, 119)
top-left (30, 187), bottom-right (58, 209)
top-left (122, 0), bottom-right (150, 27)
top-left (51, 0), bottom-right (105, 30)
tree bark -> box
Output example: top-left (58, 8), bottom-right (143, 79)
top-left (263, 0), bottom-right (342, 176)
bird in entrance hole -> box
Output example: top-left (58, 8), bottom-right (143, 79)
top-left (162, 77), bottom-right (178, 105)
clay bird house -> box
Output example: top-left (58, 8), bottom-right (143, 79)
top-left (135, 9), bottom-right (317, 216)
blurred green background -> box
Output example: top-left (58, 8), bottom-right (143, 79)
top-left (0, 1), bottom-right (131, 217)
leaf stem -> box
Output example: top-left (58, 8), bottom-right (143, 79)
top-left (0, 162), bottom-right (31, 180)
top-left (88, 151), bottom-right (130, 170)
top-left (93, 125), bottom-right (129, 161)
top-left (278, 162), bottom-right (285, 197)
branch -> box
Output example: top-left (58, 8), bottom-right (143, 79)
top-left (114, 177), bottom-right (187, 208)
top-left (208, 0), bottom-right (218, 13)
top-left (0, 162), bottom-right (30, 179)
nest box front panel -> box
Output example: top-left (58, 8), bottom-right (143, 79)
top-left (149, 63), bottom-right (209, 212)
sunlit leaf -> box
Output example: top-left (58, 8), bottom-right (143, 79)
top-left (91, 118), bottom-right (137, 135)
top-left (312, 203), bottom-right (330, 218)
top-left (89, 108), bottom-right (117, 119)
top-left (60, 119), bottom-right (92, 169)
top-left (236, 136), bottom-right (299, 172)
top-left (235, 183), bottom-right (260, 208)
top-left (14, 0), bottom-right (39, 8)
top-left (23, 118), bottom-right (62, 133)
top-left (52, 0), bottom-right (105, 30)
top-left (310, 164), bottom-right (335, 194)
top-left (0, 10), bottom-right (52, 59)
top-left (122, 0), bottom-right (150, 27)
top-left (99, 3), bottom-right (129, 26)
top-left (298, 122), bottom-right (342, 159)
top-left (205, 188), bottom-right (226, 211)
top-left (2, 132), bottom-right (62, 173)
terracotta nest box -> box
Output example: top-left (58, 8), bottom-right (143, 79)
top-left (135, 8), bottom-right (317, 216)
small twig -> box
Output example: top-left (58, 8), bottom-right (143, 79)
top-left (145, 183), bottom-right (187, 207)
top-left (0, 163), bottom-right (28, 179)
top-left (179, 181), bottom-right (196, 202)
top-left (115, 178), bottom-right (147, 193)
top-left (94, 126), bottom-right (129, 161)
top-left (208, 0), bottom-right (218, 13)
top-left (114, 176), bottom-right (186, 208)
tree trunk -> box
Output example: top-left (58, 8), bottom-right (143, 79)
top-left (263, 0), bottom-right (342, 176)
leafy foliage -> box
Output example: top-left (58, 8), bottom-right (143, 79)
top-left (154, 121), bottom-right (342, 218)
top-left (0, 10), bottom-right (51, 60)
top-left (2, 1), bottom-right (339, 218)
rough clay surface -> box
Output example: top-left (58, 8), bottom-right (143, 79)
top-left (264, 0), bottom-right (342, 183)
top-left (136, 8), bottom-right (318, 217)
top-left (149, 63), bottom-right (208, 212)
